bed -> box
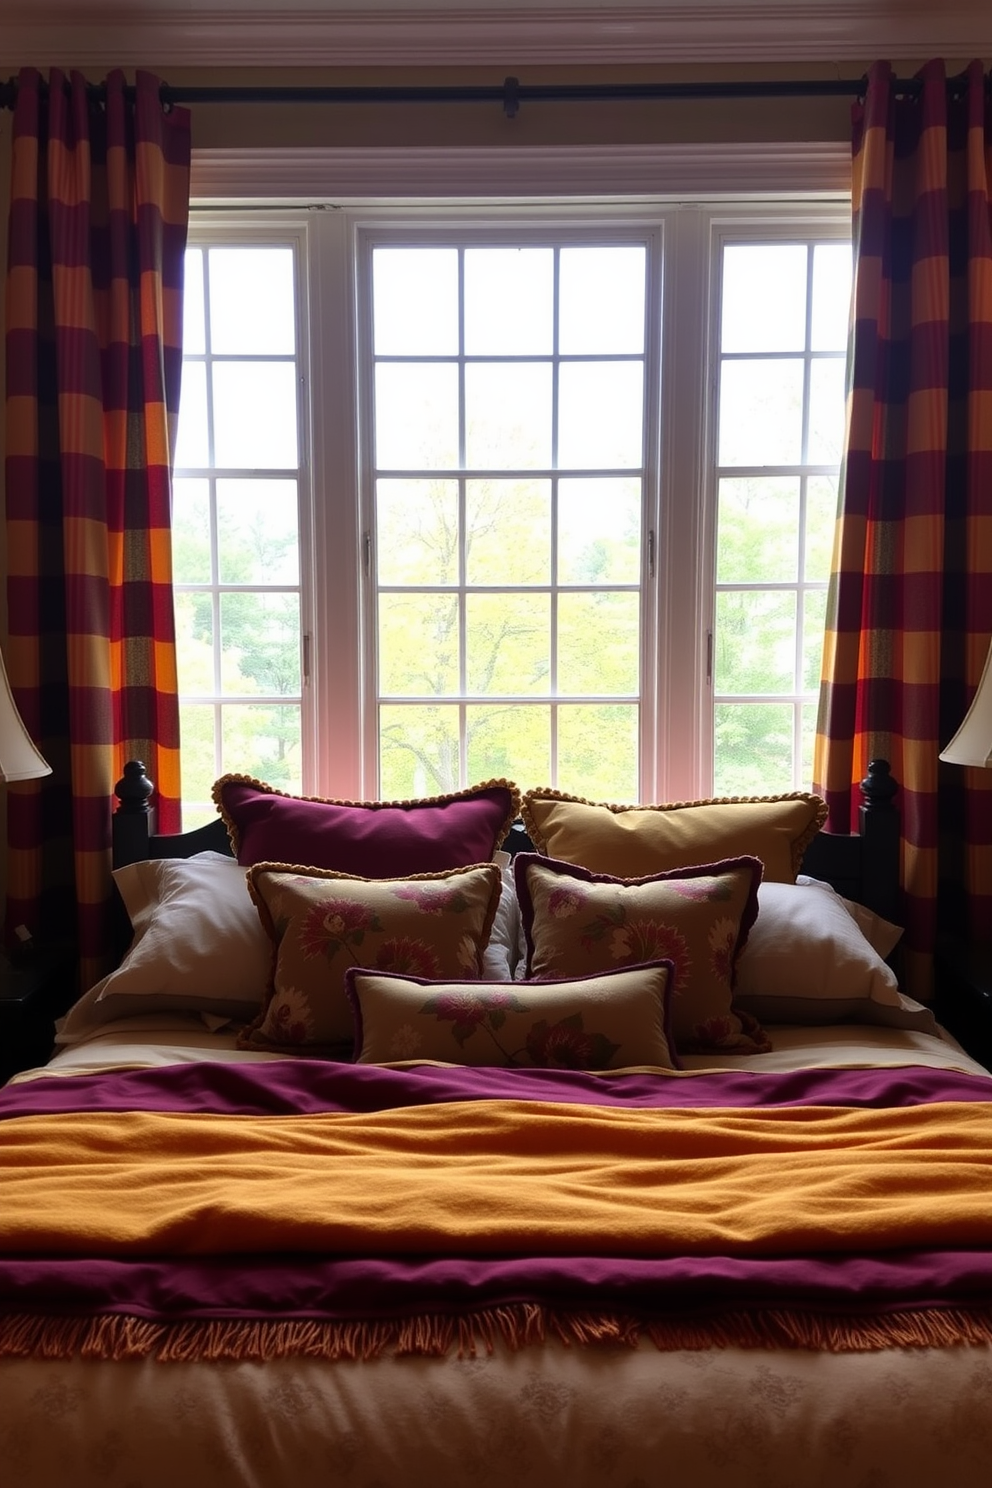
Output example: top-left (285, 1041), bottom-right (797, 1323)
top-left (2, 759), bottom-right (991, 1488)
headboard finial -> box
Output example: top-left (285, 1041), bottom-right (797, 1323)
top-left (860, 758), bottom-right (897, 811)
top-left (115, 759), bottom-right (155, 815)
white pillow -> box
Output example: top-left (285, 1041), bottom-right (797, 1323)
top-left (481, 850), bottom-right (523, 979)
top-left (733, 880), bottom-right (936, 1032)
top-left (57, 852), bottom-right (271, 1042)
top-left (796, 873), bottom-right (903, 959)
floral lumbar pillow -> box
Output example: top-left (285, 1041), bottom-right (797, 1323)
top-left (239, 861), bottom-right (502, 1054)
top-left (514, 851), bottom-right (768, 1055)
top-left (345, 963), bottom-right (678, 1071)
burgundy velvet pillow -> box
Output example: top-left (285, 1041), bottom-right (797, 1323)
top-left (213, 774), bottom-right (521, 875)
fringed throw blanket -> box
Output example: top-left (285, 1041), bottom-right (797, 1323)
top-left (2, 1060), bottom-right (992, 1360)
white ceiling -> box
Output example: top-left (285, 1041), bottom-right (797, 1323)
top-left (2, 2), bottom-right (991, 68)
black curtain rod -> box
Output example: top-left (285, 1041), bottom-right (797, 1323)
top-left (0, 72), bottom-right (982, 121)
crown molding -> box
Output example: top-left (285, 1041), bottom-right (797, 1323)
top-left (189, 141), bottom-right (852, 201)
top-left (3, 4), bottom-right (991, 69)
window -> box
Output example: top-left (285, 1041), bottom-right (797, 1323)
top-left (712, 239), bottom-right (851, 795)
top-left (368, 238), bottom-right (651, 801)
top-left (173, 238), bottom-right (306, 823)
top-left (173, 202), bottom-right (850, 824)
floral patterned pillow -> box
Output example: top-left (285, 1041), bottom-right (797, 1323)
top-left (345, 963), bottom-right (679, 1071)
top-left (239, 861), bottom-right (502, 1054)
top-left (514, 852), bottom-right (769, 1055)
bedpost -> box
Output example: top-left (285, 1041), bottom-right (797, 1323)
top-left (112, 760), bottom-right (156, 870)
top-left (858, 759), bottom-right (900, 925)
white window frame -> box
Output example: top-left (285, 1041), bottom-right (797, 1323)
top-left (185, 148), bottom-right (850, 807)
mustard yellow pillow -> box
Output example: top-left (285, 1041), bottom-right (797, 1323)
top-left (515, 852), bottom-right (769, 1055)
top-left (240, 861), bottom-right (502, 1054)
top-left (520, 788), bottom-right (827, 883)
top-left (345, 963), bottom-right (679, 1071)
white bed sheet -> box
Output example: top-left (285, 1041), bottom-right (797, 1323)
top-left (11, 1010), bottom-right (990, 1083)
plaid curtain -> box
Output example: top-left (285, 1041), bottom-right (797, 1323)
top-left (4, 68), bottom-right (190, 983)
top-left (814, 58), bottom-right (992, 998)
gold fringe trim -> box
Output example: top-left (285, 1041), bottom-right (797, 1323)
top-left (3, 1304), bottom-right (992, 1364)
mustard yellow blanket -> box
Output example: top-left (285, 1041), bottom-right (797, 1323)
top-left (4, 1096), bottom-right (992, 1256)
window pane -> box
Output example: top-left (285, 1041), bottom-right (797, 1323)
top-left (558, 592), bottom-right (639, 695)
top-left (373, 248), bottom-right (458, 356)
top-left (466, 703), bottom-right (550, 786)
top-left (208, 248), bottom-right (295, 356)
top-left (801, 701), bottom-right (818, 789)
top-left (804, 475), bottom-right (837, 581)
top-left (466, 479), bottom-right (551, 586)
top-left (378, 594), bottom-right (459, 695)
top-left (175, 592), bottom-right (214, 696)
top-left (721, 244), bottom-right (808, 354)
top-left (807, 357), bottom-right (846, 464)
top-left (558, 362), bottom-right (644, 469)
top-left (559, 246), bottom-right (646, 354)
top-left (172, 479), bottom-right (212, 583)
top-left (182, 248), bottom-right (205, 356)
top-left (178, 703), bottom-right (217, 827)
top-left (379, 704), bottom-right (460, 796)
top-left (213, 363), bottom-right (299, 469)
top-left (559, 478), bottom-right (641, 584)
top-left (718, 360), bottom-right (804, 466)
top-left (713, 702), bottom-right (795, 795)
top-left (466, 593), bottom-right (550, 695)
top-left (376, 363), bottom-right (459, 470)
top-left (803, 588), bottom-right (827, 690)
top-left (715, 591), bottom-right (796, 694)
top-left (377, 479), bottom-right (460, 585)
top-left (464, 247), bottom-right (553, 355)
top-left (465, 363), bottom-right (552, 469)
top-left (811, 243), bottom-right (852, 351)
top-left (219, 592), bottom-right (301, 696)
top-left (716, 477), bottom-right (799, 584)
top-left (221, 702), bottom-right (302, 794)
top-left (217, 480), bottom-right (299, 585)
top-left (174, 361), bottom-right (209, 468)
top-left (558, 704), bottom-right (638, 801)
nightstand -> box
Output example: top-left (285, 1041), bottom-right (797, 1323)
top-left (0, 944), bottom-right (78, 1085)
top-left (933, 936), bottom-right (992, 1073)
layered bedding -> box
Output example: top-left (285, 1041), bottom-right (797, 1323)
top-left (2, 1027), bottom-right (992, 1488)
top-left (2, 773), bottom-right (992, 1486)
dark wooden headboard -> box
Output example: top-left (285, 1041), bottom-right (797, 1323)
top-left (112, 757), bottom-right (901, 924)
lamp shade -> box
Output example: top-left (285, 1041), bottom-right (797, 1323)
top-left (940, 640), bottom-right (992, 768)
top-left (0, 648), bottom-right (51, 782)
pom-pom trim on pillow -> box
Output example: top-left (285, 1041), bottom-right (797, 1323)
top-left (520, 786), bottom-right (827, 883)
top-left (212, 772), bottom-right (522, 875)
